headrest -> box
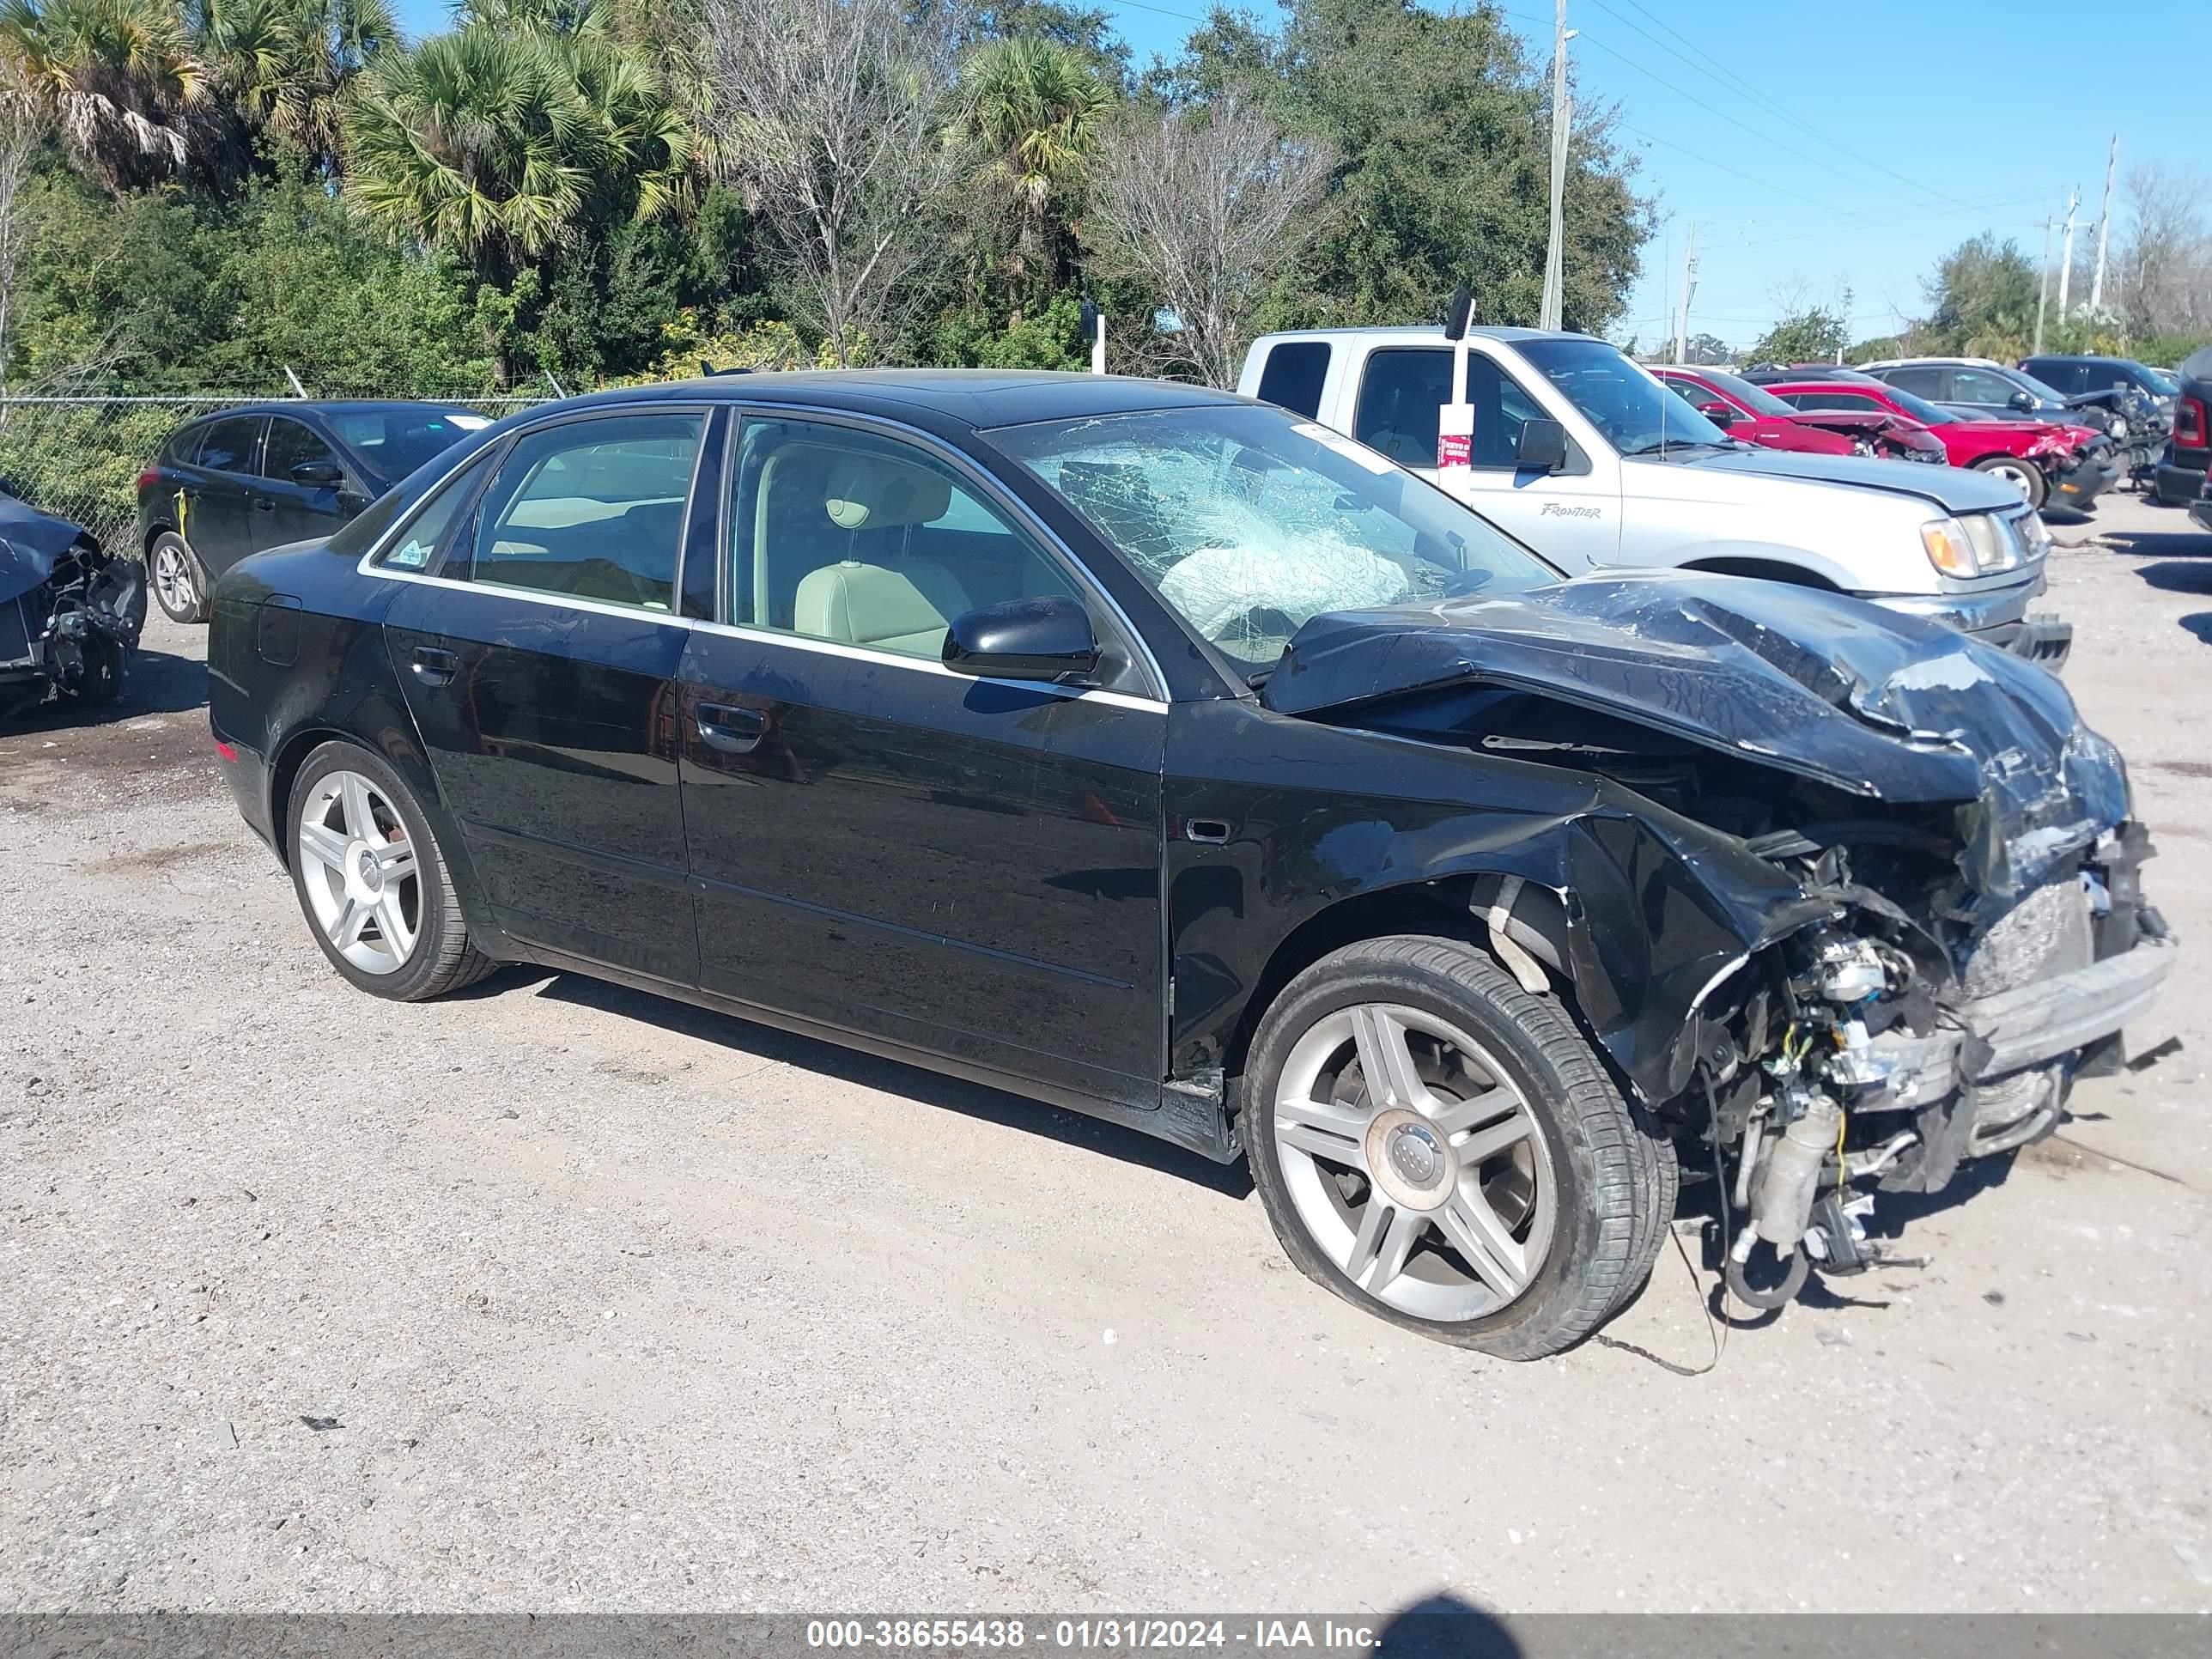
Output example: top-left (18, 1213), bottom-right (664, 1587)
top-left (823, 453), bottom-right (951, 531)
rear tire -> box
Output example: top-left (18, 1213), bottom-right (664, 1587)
top-left (286, 740), bottom-right (497, 1001)
top-left (1971, 455), bottom-right (2048, 510)
top-left (149, 532), bottom-right (207, 624)
top-left (1244, 935), bottom-right (1671, 1359)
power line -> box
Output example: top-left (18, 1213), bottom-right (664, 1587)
top-left (1598, 0), bottom-right (1981, 212)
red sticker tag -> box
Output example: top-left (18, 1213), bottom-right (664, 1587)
top-left (1437, 433), bottom-right (1471, 468)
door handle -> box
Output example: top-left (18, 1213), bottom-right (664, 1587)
top-left (410, 647), bottom-right (459, 687)
top-left (252, 495), bottom-right (276, 512)
top-left (696, 702), bottom-right (767, 755)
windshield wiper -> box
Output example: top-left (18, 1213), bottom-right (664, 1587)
top-left (1624, 438), bottom-right (1720, 456)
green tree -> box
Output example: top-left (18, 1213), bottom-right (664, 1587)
top-left (945, 33), bottom-right (1110, 289)
top-left (1164, 0), bottom-right (1650, 335)
top-left (1747, 307), bottom-right (1848, 367)
top-left (1921, 233), bottom-right (2039, 356)
top-left (0, 0), bottom-right (210, 195)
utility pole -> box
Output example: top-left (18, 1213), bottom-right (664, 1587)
top-left (1538, 1), bottom-right (1572, 331)
top-left (2091, 134), bottom-right (2119, 313)
top-left (2035, 216), bottom-right (2054, 354)
top-left (2057, 186), bottom-right (2080, 318)
top-left (1673, 223), bottom-right (1698, 364)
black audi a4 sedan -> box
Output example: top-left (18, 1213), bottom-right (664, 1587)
top-left (137, 401), bottom-right (491, 624)
top-left (207, 371), bottom-right (2171, 1357)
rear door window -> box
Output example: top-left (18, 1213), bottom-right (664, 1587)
top-left (1883, 366), bottom-right (1947, 399)
top-left (1254, 341), bottom-right (1331, 417)
top-left (195, 416), bottom-right (266, 476)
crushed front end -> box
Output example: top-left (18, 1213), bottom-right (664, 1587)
top-left (1698, 820), bottom-right (2171, 1304)
top-left (0, 509), bottom-right (146, 723)
top-left (1267, 571), bottom-right (2177, 1310)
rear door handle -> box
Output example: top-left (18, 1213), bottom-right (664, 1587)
top-left (696, 702), bottom-right (767, 755)
top-left (410, 647), bottom-right (459, 687)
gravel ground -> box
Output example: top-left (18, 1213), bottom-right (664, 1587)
top-left (3, 491), bottom-right (2209, 1616)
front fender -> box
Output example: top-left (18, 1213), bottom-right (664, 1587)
top-left (1165, 701), bottom-right (1827, 1106)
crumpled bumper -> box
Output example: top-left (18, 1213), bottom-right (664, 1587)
top-left (1853, 927), bottom-right (2176, 1117)
top-left (2047, 447), bottom-right (2116, 507)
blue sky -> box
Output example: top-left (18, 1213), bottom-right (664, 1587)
top-left (392, 0), bottom-right (2212, 352)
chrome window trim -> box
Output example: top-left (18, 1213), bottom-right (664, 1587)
top-left (357, 562), bottom-right (1169, 714)
top-left (688, 616), bottom-right (1168, 714)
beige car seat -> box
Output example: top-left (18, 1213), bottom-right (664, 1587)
top-left (793, 453), bottom-right (970, 656)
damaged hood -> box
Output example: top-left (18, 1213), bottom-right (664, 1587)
top-left (1263, 572), bottom-right (2129, 902)
top-left (0, 495), bottom-right (96, 604)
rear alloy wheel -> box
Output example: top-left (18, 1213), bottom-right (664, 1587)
top-left (149, 532), bottom-right (206, 624)
top-left (1971, 455), bottom-right (2048, 510)
top-left (1245, 936), bottom-right (1671, 1359)
top-left (287, 741), bottom-right (495, 1001)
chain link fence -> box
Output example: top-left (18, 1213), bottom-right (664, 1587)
top-left (0, 394), bottom-right (548, 555)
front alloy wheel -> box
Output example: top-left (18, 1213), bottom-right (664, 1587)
top-left (1971, 455), bottom-right (2048, 509)
top-left (1273, 1004), bottom-right (1554, 1322)
top-left (1245, 936), bottom-right (1674, 1358)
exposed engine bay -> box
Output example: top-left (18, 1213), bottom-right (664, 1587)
top-left (0, 494), bottom-right (146, 723)
top-left (1267, 571), bottom-right (2178, 1308)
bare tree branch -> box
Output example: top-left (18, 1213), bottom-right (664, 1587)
top-left (699, 0), bottom-right (964, 364)
top-left (1081, 94), bottom-right (1333, 389)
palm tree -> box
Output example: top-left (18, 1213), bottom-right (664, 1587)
top-left (343, 25), bottom-right (595, 282)
top-left (343, 9), bottom-right (694, 267)
top-left (946, 33), bottom-right (1109, 283)
top-left (0, 0), bottom-right (208, 196)
top-left (191, 0), bottom-right (397, 179)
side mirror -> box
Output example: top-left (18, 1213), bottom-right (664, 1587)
top-left (1698, 401), bottom-right (1738, 426)
top-left (2008, 389), bottom-right (2034, 411)
top-left (1515, 417), bottom-right (1570, 472)
top-left (942, 595), bottom-right (1099, 682)
top-left (292, 459), bottom-right (344, 486)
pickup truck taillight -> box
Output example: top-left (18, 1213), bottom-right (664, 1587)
top-left (2178, 396), bottom-right (2208, 451)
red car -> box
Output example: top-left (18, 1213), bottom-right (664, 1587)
top-left (1760, 376), bottom-right (2114, 511)
top-left (1651, 366), bottom-right (1948, 465)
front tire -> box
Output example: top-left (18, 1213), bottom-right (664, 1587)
top-left (1971, 455), bottom-right (2048, 510)
top-left (1244, 936), bottom-right (1672, 1359)
top-left (286, 741), bottom-right (496, 1001)
top-left (149, 532), bottom-right (206, 624)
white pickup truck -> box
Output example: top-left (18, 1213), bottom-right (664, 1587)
top-left (1237, 326), bottom-right (2069, 663)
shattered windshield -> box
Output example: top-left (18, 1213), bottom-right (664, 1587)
top-left (993, 404), bottom-right (1556, 674)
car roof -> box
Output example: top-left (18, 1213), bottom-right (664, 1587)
top-left (546, 368), bottom-right (1246, 430)
top-left (1250, 325), bottom-right (1577, 346)
top-left (180, 399), bottom-right (477, 424)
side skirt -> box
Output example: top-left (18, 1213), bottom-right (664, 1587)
top-left (503, 941), bottom-right (1244, 1166)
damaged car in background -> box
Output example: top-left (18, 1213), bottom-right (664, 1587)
top-left (0, 488), bottom-right (146, 723)
top-left (206, 374), bottom-right (2172, 1359)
